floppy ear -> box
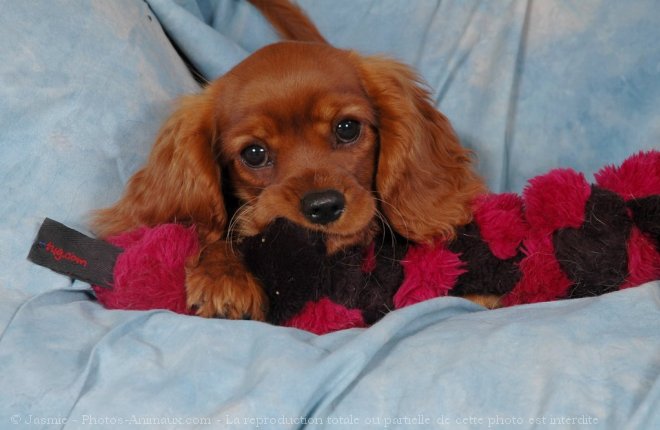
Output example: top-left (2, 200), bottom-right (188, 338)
top-left (352, 54), bottom-right (485, 243)
top-left (93, 92), bottom-right (226, 242)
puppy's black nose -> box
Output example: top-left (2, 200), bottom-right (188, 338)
top-left (301, 190), bottom-right (345, 225)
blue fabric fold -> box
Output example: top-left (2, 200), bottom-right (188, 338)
top-left (1, 284), bottom-right (658, 427)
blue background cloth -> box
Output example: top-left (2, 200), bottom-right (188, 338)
top-left (1, 0), bottom-right (659, 428)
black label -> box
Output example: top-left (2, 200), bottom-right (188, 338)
top-left (27, 218), bottom-right (122, 288)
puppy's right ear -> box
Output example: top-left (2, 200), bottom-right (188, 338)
top-left (93, 92), bottom-right (226, 241)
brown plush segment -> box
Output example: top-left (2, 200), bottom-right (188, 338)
top-left (628, 196), bottom-right (660, 252)
top-left (553, 186), bottom-right (632, 298)
top-left (447, 222), bottom-right (523, 297)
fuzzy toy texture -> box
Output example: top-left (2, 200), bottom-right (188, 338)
top-left (239, 218), bottom-right (407, 331)
top-left (93, 151), bottom-right (660, 334)
top-left (93, 224), bottom-right (198, 315)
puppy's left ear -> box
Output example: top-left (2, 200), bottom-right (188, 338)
top-left (352, 54), bottom-right (485, 243)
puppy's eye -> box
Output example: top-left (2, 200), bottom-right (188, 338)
top-left (335, 119), bottom-right (361, 144)
top-left (241, 144), bottom-right (270, 168)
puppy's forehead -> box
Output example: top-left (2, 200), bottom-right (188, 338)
top-left (221, 42), bottom-right (365, 112)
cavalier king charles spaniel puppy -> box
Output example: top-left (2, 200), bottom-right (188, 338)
top-left (93, 0), bottom-right (485, 320)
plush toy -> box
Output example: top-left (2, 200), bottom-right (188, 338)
top-left (92, 151), bottom-right (660, 334)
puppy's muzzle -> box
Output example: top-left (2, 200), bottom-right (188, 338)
top-left (301, 190), bottom-right (345, 225)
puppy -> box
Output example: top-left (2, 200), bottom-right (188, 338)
top-left (93, 0), bottom-right (485, 320)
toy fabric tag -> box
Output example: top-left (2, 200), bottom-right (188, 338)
top-left (27, 218), bottom-right (121, 288)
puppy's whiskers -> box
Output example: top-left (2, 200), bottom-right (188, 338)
top-left (373, 196), bottom-right (409, 259)
top-left (227, 198), bottom-right (257, 255)
top-left (374, 208), bottom-right (402, 264)
top-left (373, 196), bottom-right (410, 238)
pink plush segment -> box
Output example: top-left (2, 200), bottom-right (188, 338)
top-left (394, 241), bottom-right (465, 309)
top-left (473, 193), bottom-right (528, 259)
top-left (284, 297), bottom-right (366, 335)
top-left (523, 168), bottom-right (591, 236)
top-left (595, 150), bottom-right (660, 200)
top-left (93, 224), bottom-right (198, 315)
top-left (624, 226), bottom-right (660, 288)
top-left (501, 236), bottom-right (573, 306)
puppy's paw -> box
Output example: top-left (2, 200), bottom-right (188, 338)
top-left (186, 266), bottom-right (268, 321)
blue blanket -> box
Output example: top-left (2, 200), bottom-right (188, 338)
top-left (1, 0), bottom-right (659, 428)
top-left (2, 284), bottom-right (659, 428)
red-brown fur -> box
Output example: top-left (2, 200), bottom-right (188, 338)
top-left (93, 0), bottom-right (485, 320)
